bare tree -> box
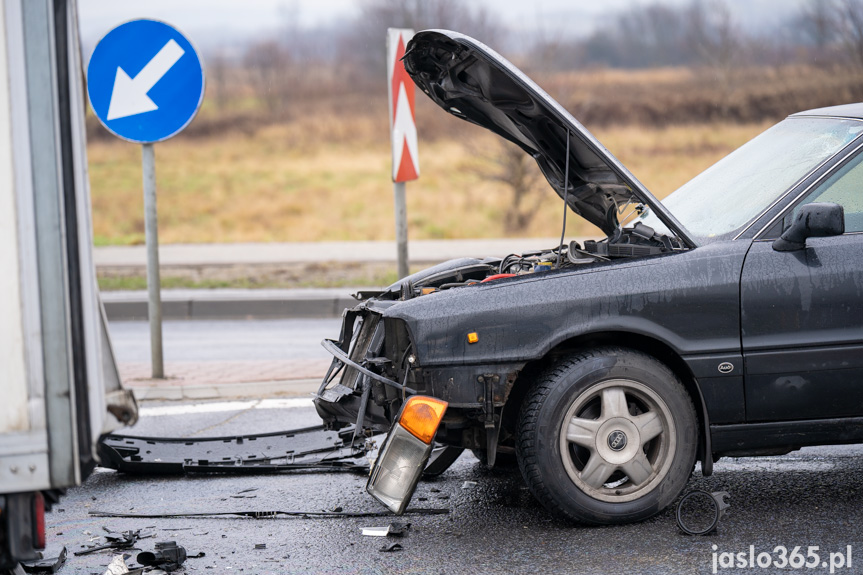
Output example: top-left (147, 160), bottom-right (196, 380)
top-left (685, 0), bottom-right (743, 113)
top-left (339, 0), bottom-right (503, 74)
top-left (833, 0), bottom-right (863, 69)
top-left (525, 16), bottom-right (581, 74)
top-left (687, 0), bottom-right (740, 72)
top-left (207, 51), bottom-right (231, 111)
top-left (243, 40), bottom-right (293, 116)
top-left (471, 141), bottom-right (545, 234)
top-left (617, 4), bottom-right (689, 67)
top-left (799, 0), bottom-right (838, 50)
top-left (564, 1), bottom-right (733, 70)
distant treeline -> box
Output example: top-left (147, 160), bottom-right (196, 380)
top-left (525, 0), bottom-right (857, 71)
top-left (215, 0), bottom-right (863, 74)
top-left (85, 0), bottom-right (863, 142)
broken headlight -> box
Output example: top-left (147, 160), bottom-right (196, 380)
top-left (366, 396), bottom-right (447, 514)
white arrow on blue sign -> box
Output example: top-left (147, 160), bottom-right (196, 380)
top-left (87, 19), bottom-right (205, 144)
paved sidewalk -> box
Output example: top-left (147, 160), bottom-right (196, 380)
top-left (95, 238), bottom-right (564, 268)
top-left (120, 359), bottom-right (329, 401)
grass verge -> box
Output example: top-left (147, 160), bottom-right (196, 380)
top-left (96, 262), bottom-right (426, 291)
top-left (88, 122), bottom-right (769, 246)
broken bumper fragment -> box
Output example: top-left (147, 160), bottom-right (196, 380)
top-left (98, 425), bottom-right (368, 474)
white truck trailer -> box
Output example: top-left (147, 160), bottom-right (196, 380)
top-left (0, 0), bottom-right (137, 569)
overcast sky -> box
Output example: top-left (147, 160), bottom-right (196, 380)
top-left (77, 0), bottom-right (805, 51)
top-left (78, 0), bottom-right (806, 58)
top-left (77, 0), bottom-right (669, 35)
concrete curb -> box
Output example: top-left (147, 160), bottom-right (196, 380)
top-left (98, 238), bottom-right (583, 320)
top-left (102, 288), bottom-right (361, 321)
top-left (128, 378), bottom-right (321, 401)
top-left (94, 238), bottom-right (565, 267)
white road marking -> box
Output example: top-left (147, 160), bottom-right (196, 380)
top-left (139, 397), bottom-right (314, 417)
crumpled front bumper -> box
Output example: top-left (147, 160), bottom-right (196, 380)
top-left (313, 304), bottom-right (408, 432)
top-left (314, 337), bottom-right (413, 432)
top-left (315, 303), bottom-right (525, 466)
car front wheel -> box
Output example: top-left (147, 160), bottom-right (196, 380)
top-left (516, 347), bottom-right (698, 524)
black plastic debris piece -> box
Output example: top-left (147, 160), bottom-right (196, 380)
top-left (676, 490), bottom-right (730, 535)
top-left (387, 523), bottom-right (411, 537)
top-left (98, 425), bottom-right (369, 475)
top-left (254, 543), bottom-right (267, 550)
top-left (74, 530), bottom-right (151, 556)
top-left (20, 546), bottom-right (67, 573)
top-left (423, 446), bottom-right (465, 478)
top-left (136, 541), bottom-right (188, 572)
top-left (379, 542), bottom-right (403, 553)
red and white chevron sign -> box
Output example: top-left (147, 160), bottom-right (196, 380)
top-left (387, 28), bottom-right (420, 183)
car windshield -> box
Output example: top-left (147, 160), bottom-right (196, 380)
top-left (639, 116), bottom-right (863, 243)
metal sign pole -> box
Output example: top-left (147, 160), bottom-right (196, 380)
top-left (394, 181), bottom-right (409, 279)
top-left (387, 28), bottom-right (418, 281)
top-left (88, 19), bottom-right (204, 381)
top-left (142, 143), bottom-right (164, 379)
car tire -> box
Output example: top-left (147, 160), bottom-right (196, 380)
top-left (516, 346), bottom-right (697, 525)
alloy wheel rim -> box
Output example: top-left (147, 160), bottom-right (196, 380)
top-left (558, 379), bottom-right (677, 503)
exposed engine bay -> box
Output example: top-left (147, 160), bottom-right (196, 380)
top-left (363, 212), bottom-right (685, 303)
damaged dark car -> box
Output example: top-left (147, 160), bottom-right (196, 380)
top-left (315, 30), bottom-right (863, 525)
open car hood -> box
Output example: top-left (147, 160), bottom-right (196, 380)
top-left (403, 30), bottom-right (695, 247)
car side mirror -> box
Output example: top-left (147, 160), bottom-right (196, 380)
top-left (772, 202), bottom-right (845, 252)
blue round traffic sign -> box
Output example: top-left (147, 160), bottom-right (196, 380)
top-left (87, 19), bottom-right (204, 143)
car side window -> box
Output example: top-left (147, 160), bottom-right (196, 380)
top-left (794, 151), bottom-right (863, 233)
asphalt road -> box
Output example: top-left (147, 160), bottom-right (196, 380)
top-left (107, 319), bottom-right (342, 363)
top-left (47, 399), bottom-right (863, 575)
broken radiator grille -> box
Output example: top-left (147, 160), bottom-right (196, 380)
top-left (340, 312), bottom-right (381, 389)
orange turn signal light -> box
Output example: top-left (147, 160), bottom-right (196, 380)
top-left (467, 332), bottom-right (479, 344)
top-left (398, 396), bottom-right (448, 444)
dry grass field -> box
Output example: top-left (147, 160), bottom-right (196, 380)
top-left (86, 63), bottom-right (856, 247)
top-left (87, 122), bottom-right (768, 245)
